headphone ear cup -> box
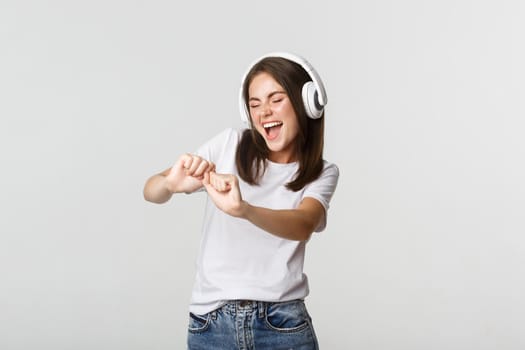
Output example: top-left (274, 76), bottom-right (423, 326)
top-left (302, 81), bottom-right (324, 119)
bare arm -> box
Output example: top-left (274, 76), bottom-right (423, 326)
top-left (143, 154), bottom-right (215, 204)
top-left (202, 172), bottom-right (325, 241)
top-left (242, 198), bottom-right (324, 241)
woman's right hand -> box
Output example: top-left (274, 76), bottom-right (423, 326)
top-left (165, 154), bottom-right (215, 194)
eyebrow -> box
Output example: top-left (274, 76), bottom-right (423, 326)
top-left (249, 90), bottom-right (286, 102)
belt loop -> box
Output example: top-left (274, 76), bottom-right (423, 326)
top-left (258, 301), bottom-right (265, 318)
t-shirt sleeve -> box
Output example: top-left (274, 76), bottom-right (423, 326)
top-left (303, 161), bottom-right (340, 232)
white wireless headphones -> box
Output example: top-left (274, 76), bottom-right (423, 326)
top-left (239, 52), bottom-right (327, 124)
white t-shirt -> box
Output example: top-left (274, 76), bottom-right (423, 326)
top-left (189, 128), bottom-right (339, 315)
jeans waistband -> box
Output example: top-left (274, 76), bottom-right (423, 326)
top-left (221, 300), bottom-right (267, 318)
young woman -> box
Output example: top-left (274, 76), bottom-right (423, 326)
top-left (143, 52), bottom-right (339, 349)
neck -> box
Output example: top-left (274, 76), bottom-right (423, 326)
top-left (268, 151), bottom-right (297, 164)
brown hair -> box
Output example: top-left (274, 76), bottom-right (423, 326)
top-left (235, 56), bottom-right (325, 191)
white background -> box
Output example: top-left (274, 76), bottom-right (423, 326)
top-left (1, 1), bottom-right (524, 349)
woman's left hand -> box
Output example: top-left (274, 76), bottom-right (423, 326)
top-left (202, 172), bottom-right (246, 218)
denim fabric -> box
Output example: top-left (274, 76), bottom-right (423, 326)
top-left (187, 299), bottom-right (319, 350)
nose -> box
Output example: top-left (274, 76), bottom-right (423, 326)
top-left (259, 102), bottom-right (272, 118)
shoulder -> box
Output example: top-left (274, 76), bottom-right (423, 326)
top-left (201, 128), bottom-right (245, 149)
top-left (303, 160), bottom-right (339, 203)
top-left (319, 160), bottom-right (340, 182)
top-left (216, 127), bottom-right (246, 145)
top-left (196, 127), bottom-right (247, 163)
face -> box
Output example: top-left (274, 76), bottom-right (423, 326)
top-left (248, 72), bottom-right (300, 163)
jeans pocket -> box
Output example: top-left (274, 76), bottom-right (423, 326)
top-left (264, 300), bottom-right (310, 333)
top-left (188, 312), bottom-right (211, 333)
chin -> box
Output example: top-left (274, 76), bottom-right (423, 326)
top-left (268, 143), bottom-right (288, 154)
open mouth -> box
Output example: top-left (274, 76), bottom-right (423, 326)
top-left (263, 121), bottom-right (283, 140)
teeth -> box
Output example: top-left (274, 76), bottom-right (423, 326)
top-left (263, 121), bottom-right (283, 129)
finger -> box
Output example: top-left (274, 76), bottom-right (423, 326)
top-left (193, 160), bottom-right (211, 178)
top-left (180, 153), bottom-right (193, 169)
top-left (211, 173), bottom-right (231, 192)
top-left (186, 155), bottom-right (203, 175)
top-left (202, 171), bottom-right (210, 186)
top-left (217, 178), bottom-right (229, 192)
top-left (209, 172), bottom-right (222, 191)
top-left (207, 162), bottom-right (216, 173)
top-left (210, 173), bottom-right (220, 191)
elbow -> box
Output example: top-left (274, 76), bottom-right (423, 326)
top-left (143, 189), bottom-right (155, 203)
top-left (296, 216), bottom-right (321, 241)
top-left (143, 187), bottom-right (167, 204)
top-left (295, 223), bottom-right (315, 241)
top-left (143, 190), bottom-right (153, 203)
top-left (143, 175), bottom-right (173, 204)
top-left (298, 231), bottom-right (313, 242)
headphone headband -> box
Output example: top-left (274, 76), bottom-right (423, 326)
top-left (239, 52), bottom-right (327, 123)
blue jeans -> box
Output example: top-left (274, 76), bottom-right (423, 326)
top-left (187, 299), bottom-right (319, 350)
